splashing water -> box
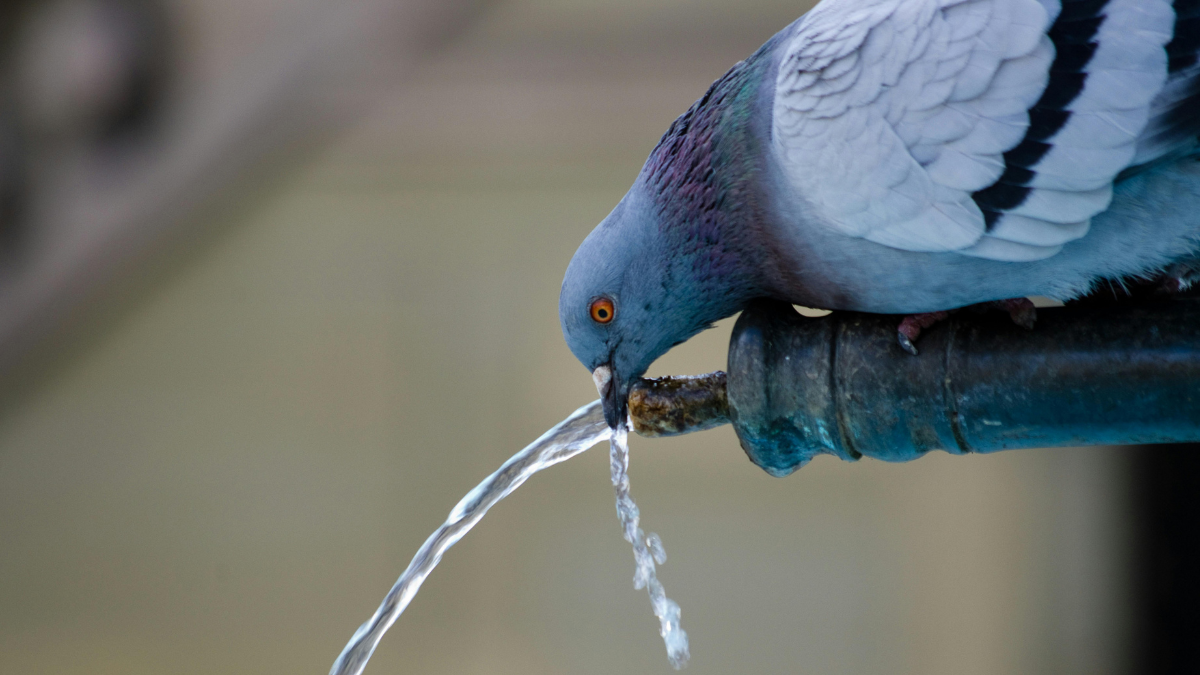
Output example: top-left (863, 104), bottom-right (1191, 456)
top-left (609, 424), bottom-right (690, 668)
top-left (329, 400), bottom-right (608, 675)
top-left (329, 399), bottom-right (689, 674)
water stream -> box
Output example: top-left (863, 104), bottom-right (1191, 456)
top-left (609, 423), bottom-right (690, 668)
top-left (329, 398), bottom-right (688, 674)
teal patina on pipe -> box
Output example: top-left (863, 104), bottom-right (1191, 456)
top-left (629, 297), bottom-right (1200, 477)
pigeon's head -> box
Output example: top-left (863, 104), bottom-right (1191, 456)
top-left (560, 192), bottom-right (703, 429)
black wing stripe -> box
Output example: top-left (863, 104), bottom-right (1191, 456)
top-left (1026, 108), bottom-right (1072, 142)
top-left (1167, 1), bottom-right (1200, 73)
top-left (972, 0), bottom-right (1109, 228)
top-left (1057, 0), bottom-right (1108, 22)
top-left (1124, 0), bottom-right (1200, 173)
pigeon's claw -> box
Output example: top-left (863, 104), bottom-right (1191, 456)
top-left (994, 297), bottom-right (1037, 330)
top-left (895, 299), bottom-right (1037, 355)
top-left (1159, 260), bottom-right (1200, 294)
top-left (896, 310), bottom-right (950, 356)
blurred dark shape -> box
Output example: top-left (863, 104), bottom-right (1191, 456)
top-left (1130, 443), bottom-right (1200, 674)
top-left (12, 0), bottom-right (170, 144)
top-left (0, 100), bottom-right (25, 246)
top-left (0, 0), bottom-right (484, 382)
top-left (0, 1), bottom-right (32, 246)
top-left (0, 3), bottom-right (32, 53)
top-left (0, 0), bottom-right (169, 249)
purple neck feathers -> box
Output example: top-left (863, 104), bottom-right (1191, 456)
top-left (636, 49), bottom-right (774, 317)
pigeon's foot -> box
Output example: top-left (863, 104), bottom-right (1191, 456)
top-left (896, 298), bottom-right (1036, 355)
top-left (991, 297), bottom-right (1037, 330)
top-left (1158, 260), bottom-right (1200, 294)
top-left (896, 311), bottom-right (950, 356)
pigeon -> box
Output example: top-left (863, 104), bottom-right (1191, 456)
top-left (560, 0), bottom-right (1200, 428)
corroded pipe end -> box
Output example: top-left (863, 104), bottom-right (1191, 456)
top-left (628, 372), bottom-right (730, 437)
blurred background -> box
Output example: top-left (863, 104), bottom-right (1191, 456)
top-left (0, 1), bottom-right (1156, 673)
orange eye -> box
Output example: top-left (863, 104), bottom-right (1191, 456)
top-left (589, 297), bottom-right (615, 324)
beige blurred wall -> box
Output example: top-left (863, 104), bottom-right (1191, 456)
top-left (0, 1), bottom-right (1132, 674)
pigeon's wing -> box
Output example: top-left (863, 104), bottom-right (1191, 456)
top-left (771, 0), bottom-right (1176, 261)
top-left (1132, 0), bottom-right (1200, 167)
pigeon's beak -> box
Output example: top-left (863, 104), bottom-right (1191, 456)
top-left (592, 364), bottom-right (628, 429)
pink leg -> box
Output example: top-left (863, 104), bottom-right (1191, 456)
top-left (896, 298), bottom-right (1037, 355)
top-left (896, 310), bottom-right (950, 355)
top-left (993, 297), bottom-right (1037, 330)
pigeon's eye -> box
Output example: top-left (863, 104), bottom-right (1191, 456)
top-left (589, 297), bottom-right (615, 324)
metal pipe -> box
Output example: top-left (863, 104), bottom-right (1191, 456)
top-left (628, 296), bottom-right (1200, 477)
top-left (628, 372), bottom-right (729, 438)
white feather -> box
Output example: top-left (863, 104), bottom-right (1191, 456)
top-left (771, 0), bottom-right (1176, 261)
top-left (1045, 108), bottom-right (1145, 149)
top-left (772, 0), bottom-right (1050, 252)
top-left (986, 213), bottom-right (1090, 246)
top-left (1133, 57), bottom-right (1200, 166)
top-left (993, 0), bottom-right (1173, 247)
top-left (1025, 142), bottom-right (1138, 187)
top-left (1008, 185), bottom-right (1114, 223)
top-left (958, 235), bottom-right (1062, 261)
